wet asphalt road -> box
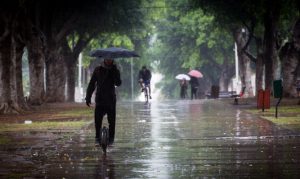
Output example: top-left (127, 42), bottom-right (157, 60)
top-left (2, 100), bottom-right (300, 178)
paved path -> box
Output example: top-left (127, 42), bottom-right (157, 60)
top-left (1, 100), bottom-right (300, 178)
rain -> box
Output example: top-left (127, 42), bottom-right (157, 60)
top-left (0, 0), bottom-right (300, 178)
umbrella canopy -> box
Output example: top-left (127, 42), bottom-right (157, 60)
top-left (188, 70), bottom-right (203, 78)
top-left (175, 74), bottom-right (191, 81)
top-left (89, 47), bottom-right (140, 59)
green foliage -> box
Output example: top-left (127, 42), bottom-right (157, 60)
top-left (146, 1), bottom-right (235, 97)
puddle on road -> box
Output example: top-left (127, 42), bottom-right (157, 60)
top-left (1, 100), bottom-right (300, 178)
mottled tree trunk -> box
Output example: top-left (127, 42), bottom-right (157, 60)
top-left (263, 0), bottom-right (280, 90)
top-left (45, 49), bottom-right (66, 102)
top-left (65, 57), bottom-right (76, 102)
top-left (0, 34), bottom-right (14, 114)
top-left (281, 43), bottom-right (299, 97)
top-left (62, 40), bottom-right (77, 102)
top-left (255, 38), bottom-right (264, 91)
top-left (280, 20), bottom-right (300, 97)
top-left (27, 33), bottom-right (45, 105)
top-left (9, 35), bottom-right (23, 112)
top-left (234, 28), bottom-right (254, 97)
top-left (0, 29), bottom-right (25, 114)
top-left (62, 35), bottom-right (93, 102)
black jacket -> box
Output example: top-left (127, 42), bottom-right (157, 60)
top-left (86, 64), bottom-right (121, 106)
top-left (190, 76), bottom-right (199, 88)
top-left (138, 69), bottom-right (152, 81)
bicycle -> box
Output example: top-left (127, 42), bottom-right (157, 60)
top-left (100, 126), bottom-right (109, 154)
top-left (143, 84), bottom-right (151, 104)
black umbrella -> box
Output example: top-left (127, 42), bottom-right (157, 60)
top-left (89, 47), bottom-right (140, 59)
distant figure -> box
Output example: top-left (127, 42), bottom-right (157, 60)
top-left (138, 66), bottom-right (152, 99)
top-left (85, 58), bottom-right (121, 146)
top-left (190, 76), bottom-right (199, 100)
top-left (180, 79), bottom-right (188, 99)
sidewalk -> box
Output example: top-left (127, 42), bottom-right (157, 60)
top-left (0, 100), bottom-right (300, 178)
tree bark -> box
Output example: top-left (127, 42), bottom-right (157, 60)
top-left (255, 37), bottom-right (264, 92)
top-left (62, 34), bottom-right (94, 102)
top-left (263, 0), bottom-right (280, 90)
top-left (233, 28), bottom-right (254, 97)
top-left (62, 40), bottom-right (76, 102)
top-left (280, 20), bottom-right (300, 97)
top-left (27, 31), bottom-right (46, 105)
top-left (45, 48), bottom-right (66, 103)
top-left (65, 57), bottom-right (76, 102)
top-left (280, 43), bottom-right (299, 97)
top-left (0, 31), bottom-right (26, 113)
top-left (0, 34), bottom-right (14, 114)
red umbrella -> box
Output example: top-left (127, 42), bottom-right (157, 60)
top-left (188, 70), bottom-right (203, 78)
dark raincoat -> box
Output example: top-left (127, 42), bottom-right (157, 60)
top-left (85, 63), bottom-right (121, 141)
top-left (86, 64), bottom-right (121, 106)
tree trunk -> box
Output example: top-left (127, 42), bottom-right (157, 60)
top-left (255, 38), bottom-right (264, 92)
top-left (234, 28), bottom-right (254, 97)
top-left (62, 34), bottom-right (94, 102)
top-left (45, 49), bottom-right (66, 102)
top-left (0, 29), bottom-right (24, 114)
top-left (280, 43), bottom-right (299, 97)
top-left (66, 58), bottom-right (76, 102)
top-left (263, 0), bottom-right (280, 90)
top-left (62, 40), bottom-right (77, 102)
top-left (10, 35), bottom-right (26, 113)
top-left (0, 35), bottom-right (15, 114)
top-left (280, 20), bottom-right (300, 97)
top-left (27, 33), bottom-right (45, 105)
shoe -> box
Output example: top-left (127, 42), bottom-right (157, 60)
top-left (149, 95), bottom-right (152, 99)
top-left (141, 88), bottom-right (144, 92)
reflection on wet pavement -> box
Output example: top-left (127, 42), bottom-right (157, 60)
top-left (1, 100), bottom-right (300, 178)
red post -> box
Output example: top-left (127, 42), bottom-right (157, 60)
top-left (257, 89), bottom-right (270, 111)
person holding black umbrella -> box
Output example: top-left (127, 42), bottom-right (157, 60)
top-left (85, 58), bottom-right (121, 146)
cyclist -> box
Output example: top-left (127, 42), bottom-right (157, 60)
top-left (85, 58), bottom-right (121, 146)
top-left (138, 66), bottom-right (152, 99)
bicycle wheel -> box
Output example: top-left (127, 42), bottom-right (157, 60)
top-left (144, 86), bottom-right (149, 103)
top-left (101, 126), bottom-right (109, 154)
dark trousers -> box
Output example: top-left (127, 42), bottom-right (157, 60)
top-left (180, 87), bottom-right (187, 99)
top-left (191, 87), bottom-right (198, 100)
top-left (94, 104), bottom-right (116, 142)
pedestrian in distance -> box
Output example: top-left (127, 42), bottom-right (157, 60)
top-left (85, 58), bottom-right (121, 146)
top-left (138, 66), bottom-right (152, 99)
top-left (180, 79), bottom-right (188, 99)
top-left (190, 76), bottom-right (199, 100)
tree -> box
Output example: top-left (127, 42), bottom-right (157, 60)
top-left (0, 0), bottom-right (145, 113)
top-left (280, 19), bottom-right (300, 97)
top-left (149, 1), bottom-right (235, 97)
top-left (190, 0), bottom-right (300, 96)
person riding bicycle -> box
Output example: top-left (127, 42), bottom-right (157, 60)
top-left (85, 58), bottom-right (121, 146)
top-left (138, 66), bottom-right (152, 99)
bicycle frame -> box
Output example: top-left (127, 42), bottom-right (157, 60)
top-left (143, 84), bottom-right (150, 103)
